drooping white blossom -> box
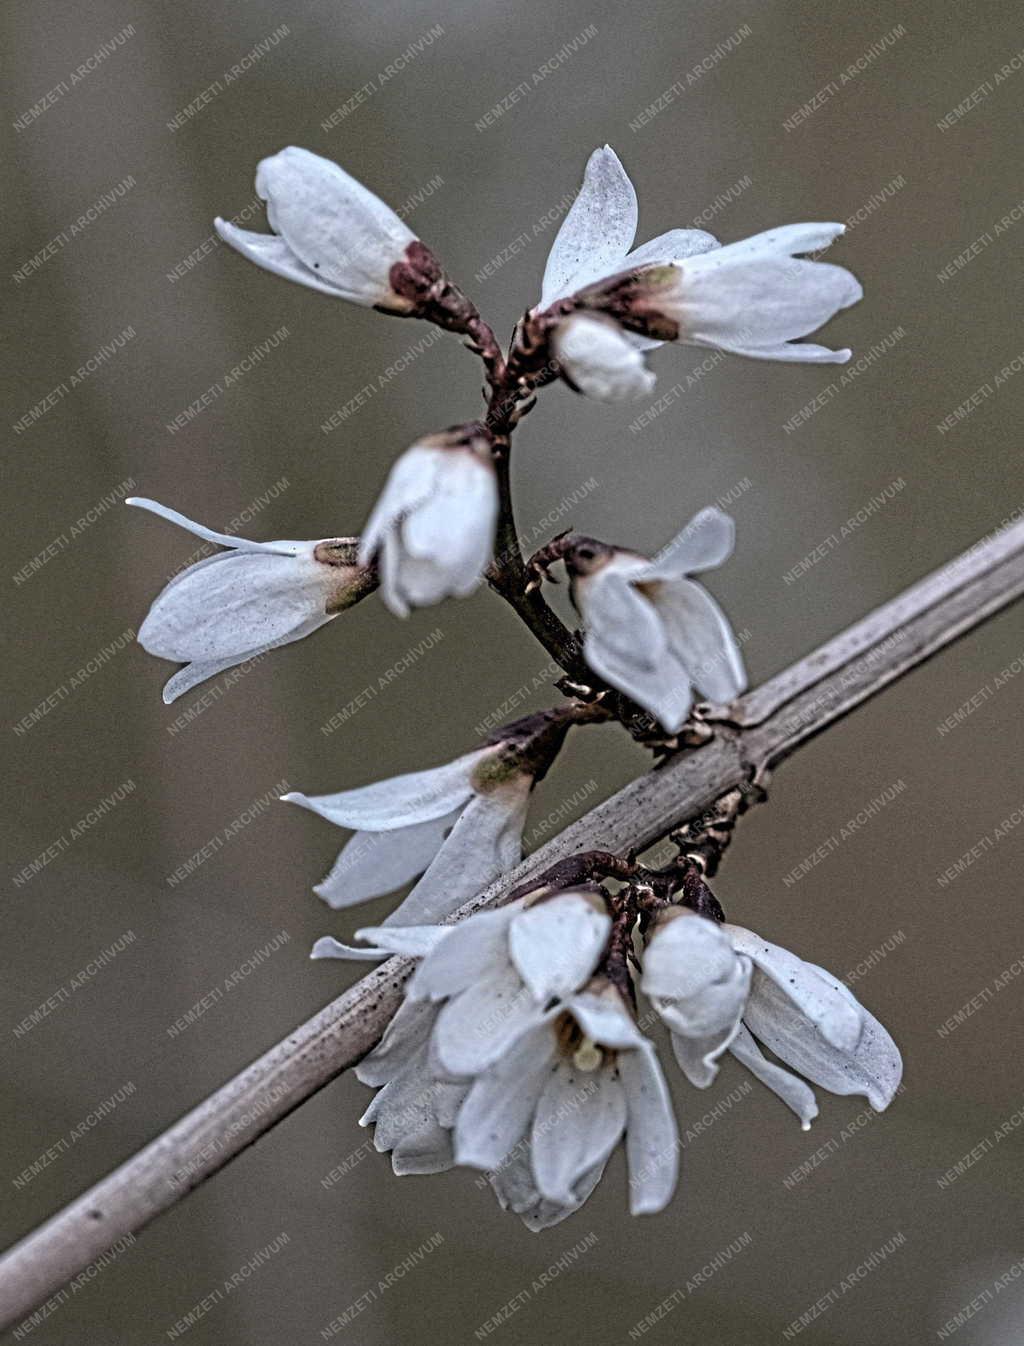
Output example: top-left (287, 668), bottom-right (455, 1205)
top-left (215, 146), bottom-right (418, 312)
top-left (128, 497), bottom-right (372, 704)
top-left (286, 746), bottom-right (534, 927)
top-left (553, 313), bottom-right (655, 402)
top-left (640, 907), bottom-right (751, 1087)
top-left (644, 912), bottom-right (903, 1130)
top-left (323, 898), bottom-right (676, 1226)
top-left (359, 427), bottom-right (498, 617)
top-left (568, 507), bottom-right (746, 732)
top-left (459, 980), bottom-right (679, 1225)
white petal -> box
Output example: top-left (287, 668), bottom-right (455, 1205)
top-left (313, 813), bottom-right (458, 909)
top-left (742, 974), bottom-right (902, 1112)
top-left (391, 1120), bottom-right (456, 1174)
top-left (138, 551), bottom-right (329, 663)
top-left (386, 780), bottom-right (530, 926)
top-left (433, 964), bottom-right (542, 1075)
top-left (624, 228), bottom-right (719, 268)
top-left (567, 993), bottom-right (646, 1049)
top-left (621, 1043), bottom-right (679, 1214)
top-left (725, 927), bottom-right (863, 1052)
top-left (393, 461), bottom-right (497, 611)
top-left (363, 1052), bottom-right (463, 1152)
top-left (312, 925), bottom-right (446, 961)
top-left (355, 998), bottom-right (437, 1086)
top-left (351, 925), bottom-right (452, 957)
top-left (361, 446), bottom-right (498, 613)
top-left (652, 955), bottom-right (751, 1041)
top-left (454, 1024), bottom-right (556, 1169)
top-left (252, 147), bottom-right (414, 305)
top-left (126, 497), bottom-right (300, 554)
top-left (554, 314), bottom-right (655, 402)
top-left (378, 527), bottom-right (410, 617)
top-left (509, 892), bottom-right (611, 1002)
top-left (540, 145), bottom-right (638, 306)
top-left (578, 566), bottom-right (693, 732)
top-left (671, 249), bottom-right (862, 356)
top-left (310, 936), bottom-right (390, 961)
top-left (652, 577), bottom-right (747, 703)
top-left (730, 1023), bottom-right (818, 1129)
top-left (641, 909), bottom-right (738, 1000)
top-left (434, 1078), bottom-right (468, 1129)
top-left (670, 1021), bottom-right (739, 1088)
top-left (281, 749), bottom-right (483, 831)
top-left (716, 338), bottom-right (852, 365)
top-left (642, 507), bottom-right (735, 578)
top-left (214, 220), bottom-right (359, 299)
top-left (158, 611), bottom-right (336, 703)
top-left (706, 222), bottom-right (846, 261)
top-left (531, 1061), bottom-right (626, 1202)
top-left (360, 446), bottom-right (441, 566)
top-left (407, 904), bottom-right (520, 1002)
top-left (400, 452), bottom-right (496, 567)
top-left (521, 1160), bottom-right (607, 1230)
top-left (387, 553), bottom-right (452, 610)
top-left (489, 1145), bottom-right (541, 1214)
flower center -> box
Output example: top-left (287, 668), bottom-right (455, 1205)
top-left (554, 1011), bottom-right (605, 1071)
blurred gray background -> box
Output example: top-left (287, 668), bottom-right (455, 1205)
top-left (3, 0), bottom-right (1023, 1341)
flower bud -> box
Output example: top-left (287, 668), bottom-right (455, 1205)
top-left (128, 497), bottom-right (375, 703)
top-left (360, 425), bottom-right (498, 616)
top-left (216, 146), bottom-right (419, 312)
top-left (553, 313), bottom-right (655, 402)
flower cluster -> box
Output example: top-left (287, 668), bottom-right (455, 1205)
top-left (131, 142), bottom-right (858, 720)
top-left (320, 866), bottom-right (901, 1229)
top-left (126, 141), bottom-right (899, 1228)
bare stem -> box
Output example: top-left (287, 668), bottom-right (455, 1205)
top-left (2, 514), bottom-right (1023, 1331)
top-left (457, 314), bottom-right (587, 681)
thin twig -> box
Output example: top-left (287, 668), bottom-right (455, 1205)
top-left (2, 516), bottom-right (1023, 1330)
top-left (471, 318), bottom-right (585, 682)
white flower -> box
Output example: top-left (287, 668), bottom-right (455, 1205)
top-left (214, 146), bottom-right (418, 312)
top-left (646, 913), bottom-right (903, 1130)
top-left (360, 427), bottom-right (498, 616)
top-left (624, 224), bottom-right (863, 363)
top-left (568, 507), bottom-right (746, 733)
top-left (326, 903), bottom-right (676, 1227)
top-left (537, 145), bottom-right (717, 396)
top-left (538, 145), bottom-right (718, 310)
top-left (553, 313), bottom-right (655, 402)
top-left (128, 497), bottom-right (372, 704)
top-left (456, 980), bottom-right (678, 1225)
top-left (286, 745), bottom-right (535, 926)
top-left (326, 890), bottom-right (611, 1066)
top-left (538, 145), bottom-right (861, 372)
top-left (640, 907), bottom-right (752, 1087)
top-left (354, 986), bottom-right (470, 1175)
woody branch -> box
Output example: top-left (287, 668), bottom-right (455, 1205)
top-left (1, 512), bottom-right (1022, 1331)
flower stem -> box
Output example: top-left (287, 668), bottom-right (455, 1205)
top-left (459, 314), bottom-right (587, 682)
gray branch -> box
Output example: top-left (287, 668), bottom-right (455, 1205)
top-left (3, 516), bottom-right (1024, 1332)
